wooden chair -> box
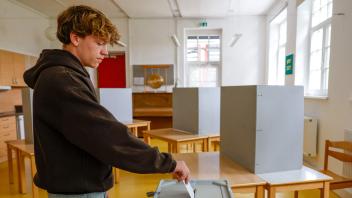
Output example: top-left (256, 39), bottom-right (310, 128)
top-left (320, 140), bottom-right (352, 190)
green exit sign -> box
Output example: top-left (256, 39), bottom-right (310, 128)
top-left (285, 54), bottom-right (294, 75)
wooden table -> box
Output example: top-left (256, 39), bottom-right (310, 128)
top-left (258, 166), bottom-right (332, 198)
top-left (6, 140), bottom-right (38, 198)
top-left (211, 139), bottom-right (221, 151)
top-left (173, 152), bottom-right (266, 198)
top-left (143, 128), bottom-right (209, 153)
top-left (113, 119), bottom-right (151, 184)
top-left (208, 134), bottom-right (220, 151)
top-left (123, 119), bottom-right (151, 137)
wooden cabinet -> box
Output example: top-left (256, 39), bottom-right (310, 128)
top-left (0, 50), bottom-right (26, 87)
top-left (13, 53), bottom-right (26, 86)
top-left (0, 50), bottom-right (13, 86)
top-left (0, 116), bottom-right (17, 162)
top-left (133, 93), bottom-right (173, 133)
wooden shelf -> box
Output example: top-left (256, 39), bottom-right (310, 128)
top-left (133, 92), bottom-right (173, 130)
top-left (133, 107), bottom-right (172, 117)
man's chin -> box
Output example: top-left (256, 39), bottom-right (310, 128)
top-left (85, 64), bottom-right (99, 68)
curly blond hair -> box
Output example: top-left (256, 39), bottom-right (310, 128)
top-left (57, 5), bottom-right (119, 45)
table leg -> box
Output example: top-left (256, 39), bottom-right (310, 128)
top-left (215, 142), bottom-right (220, 151)
top-left (175, 143), bottom-right (181, 153)
top-left (112, 168), bottom-right (116, 183)
top-left (30, 155), bottom-right (38, 198)
top-left (190, 144), bottom-right (194, 152)
top-left (144, 134), bottom-right (151, 144)
top-left (7, 144), bottom-right (14, 184)
top-left (17, 151), bottom-right (26, 194)
top-left (207, 138), bottom-right (211, 152)
top-left (255, 185), bottom-right (264, 198)
top-left (114, 168), bottom-right (120, 184)
top-left (147, 123), bottom-right (150, 131)
top-left (168, 143), bottom-right (173, 153)
top-left (294, 191), bottom-right (299, 198)
top-left (268, 186), bottom-right (276, 198)
top-left (204, 139), bottom-right (208, 152)
top-left (132, 127), bottom-right (138, 137)
top-left (320, 182), bottom-right (329, 198)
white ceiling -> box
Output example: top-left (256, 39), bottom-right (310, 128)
top-left (13, 0), bottom-right (279, 18)
top-left (115, 0), bottom-right (173, 18)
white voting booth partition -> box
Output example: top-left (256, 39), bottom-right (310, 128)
top-left (221, 85), bottom-right (304, 174)
top-left (99, 88), bottom-right (132, 123)
top-left (173, 87), bottom-right (220, 135)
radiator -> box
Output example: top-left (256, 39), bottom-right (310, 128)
top-left (303, 116), bottom-right (318, 157)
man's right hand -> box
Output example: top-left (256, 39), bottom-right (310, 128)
top-left (172, 160), bottom-right (190, 183)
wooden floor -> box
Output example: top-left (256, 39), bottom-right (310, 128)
top-left (0, 139), bottom-right (340, 198)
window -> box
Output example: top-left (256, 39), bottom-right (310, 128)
top-left (268, 8), bottom-right (287, 85)
top-left (185, 35), bottom-right (221, 87)
top-left (306, 0), bottom-right (333, 96)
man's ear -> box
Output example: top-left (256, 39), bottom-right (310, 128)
top-left (69, 32), bottom-right (80, 47)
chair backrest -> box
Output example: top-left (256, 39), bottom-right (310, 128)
top-left (324, 140), bottom-right (352, 171)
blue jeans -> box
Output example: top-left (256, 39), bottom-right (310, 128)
top-left (48, 192), bottom-right (107, 198)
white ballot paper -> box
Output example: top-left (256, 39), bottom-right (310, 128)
top-left (183, 180), bottom-right (195, 198)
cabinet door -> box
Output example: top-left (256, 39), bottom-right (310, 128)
top-left (0, 116), bottom-right (17, 163)
top-left (0, 50), bottom-right (14, 86)
top-left (13, 53), bottom-right (26, 86)
top-left (0, 50), bottom-right (26, 87)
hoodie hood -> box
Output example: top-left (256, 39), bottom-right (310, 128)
top-left (24, 49), bottom-right (89, 88)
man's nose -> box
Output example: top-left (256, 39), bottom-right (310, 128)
top-left (101, 45), bottom-right (108, 56)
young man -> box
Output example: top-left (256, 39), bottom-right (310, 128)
top-left (23, 5), bottom-right (190, 197)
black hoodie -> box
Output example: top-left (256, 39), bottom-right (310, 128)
top-left (24, 49), bottom-right (176, 194)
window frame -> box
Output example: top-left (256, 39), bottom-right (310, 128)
top-left (305, 0), bottom-right (333, 97)
top-left (185, 33), bottom-right (222, 87)
top-left (267, 7), bottom-right (288, 85)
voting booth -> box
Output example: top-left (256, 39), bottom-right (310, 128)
top-left (221, 85), bottom-right (304, 174)
top-left (173, 87), bottom-right (220, 135)
top-left (99, 88), bottom-right (132, 122)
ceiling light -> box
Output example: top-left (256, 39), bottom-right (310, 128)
top-left (171, 34), bottom-right (180, 47)
top-left (117, 41), bottom-right (127, 47)
top-left (45, 26), bottom-right (57, 41)
top-left (229, 34), bottom-right (242, 47)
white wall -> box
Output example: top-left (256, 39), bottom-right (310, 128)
top-left (0, 0), bottom-right (50, 56)
top-left (111, 17), bottom-right (266, 88)
top-left (45, 16), bottom-right (267, 89)
top-left (274, 0), bottom-right (352, 176)
top-left (265, 1), bottom-right (288, 84)
top-left (265, 0), bottom-right (297, 85)
top-left (128, 19), bottom-right (176, 88)
top-left (177, 17), bottom-right (266, 86)
top-left (285, 0), bottom-right (298, 85)
top-left (304, 0), bottom-right (352, 173)
top-left (2, 1), bottom-right (267, 90)
top-left (129, 19), bottom-right (176, 65)
top-left (97, 17), bottom-right (266, 88)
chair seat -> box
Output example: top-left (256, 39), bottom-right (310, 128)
top-left (320, 170), bottom-right (352, 189)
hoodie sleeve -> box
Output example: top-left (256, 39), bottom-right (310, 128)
top-left (47, 68), bottom-right (176, 174)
